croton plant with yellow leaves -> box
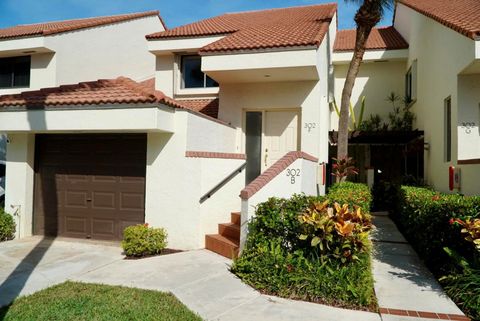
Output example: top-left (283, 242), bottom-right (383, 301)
top-left (298, 200), bottom-right (372, 264)
top-left (450, 217), bottom-right (480, 251)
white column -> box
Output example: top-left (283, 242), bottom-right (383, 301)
top-left (5, 133), bottom-right (35, 239)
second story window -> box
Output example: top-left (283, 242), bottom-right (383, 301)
top-left (0, 56), bottom-right (31, 89)
top-left (181, 55), bottom-right (218, 89)
top-left (405, 60), bottom-right (417, 104)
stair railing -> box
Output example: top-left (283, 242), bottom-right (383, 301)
top-left (199, 162), bottom-right (247, 203)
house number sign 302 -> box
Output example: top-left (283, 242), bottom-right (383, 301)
top-left (287, 168), bottom-right (301, 184)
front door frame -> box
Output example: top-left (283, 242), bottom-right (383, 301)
top-left (242, 108), bottom-right (301, 177)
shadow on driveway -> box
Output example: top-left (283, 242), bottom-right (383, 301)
top-left (0, 237), bottom-right (54, 320)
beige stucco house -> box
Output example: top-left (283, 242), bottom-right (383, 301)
top-left (0, 0), bottom-right (478, 258)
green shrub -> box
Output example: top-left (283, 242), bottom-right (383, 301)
top-left (232, 183), bottom-right (377, 310)
top-left (328, 182), bottom-right (372, 213)
top-left (394, 186), bottom-right (480, 273)
top-left (443, 268), bottom-right (480, 321)
top-left (233, 240), bottom-right (376, 310)
top-left (298, 201), bottom-right (372, 264)
top-left (121, 224), bottom-right (167, 258)
top-left (245, 194), bottom-right (320, 251)
top-left (0, 209), bottom-right (15, 242)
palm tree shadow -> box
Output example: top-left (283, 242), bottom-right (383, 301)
top-left (0, 81), bottom-right (57, 320)
top-left (0, 237), bottom-right (55, 320)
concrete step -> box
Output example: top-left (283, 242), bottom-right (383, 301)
top-left (205, 234), bottom-right (239, 259)
top-left (219, 223), bottom-right (240, 239)
top-left (231, 212), bottom-right (241, 225)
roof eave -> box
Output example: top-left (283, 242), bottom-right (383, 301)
top-left (199, 45), bottom-right (319, 56)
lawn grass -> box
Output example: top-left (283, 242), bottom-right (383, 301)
top-left (0, 281), bottom-right (202, 321)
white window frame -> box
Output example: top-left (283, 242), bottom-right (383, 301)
top-left (174, 53), bottom-right (219, 97)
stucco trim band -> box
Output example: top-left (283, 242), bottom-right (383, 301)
top-left (185, 151), bottom-right (246, 160)
top-left (240, 151), bottom-right (318, 200)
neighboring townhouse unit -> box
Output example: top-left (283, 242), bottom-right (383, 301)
top-left (0, 1), bottom-right (479, 258)
top-left (333, 0), bottom-right (480, 196)
top-left (0, 11), bottom-right (164, 95)
top-left (393, 0), bottom-right (480, 195)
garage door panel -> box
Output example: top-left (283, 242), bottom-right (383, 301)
top-left (91, 219), bottom-right (115, 237)
top-left (120, 192), bottom-right (144, 211)
top-left (65, 191), bottom-right (89, 209)
top-left (92, 192), bottom-right (116, 210)
top-left (64, 217), bottom-right (88, 234)
top-left (34, 134), bottom-right (146, 240)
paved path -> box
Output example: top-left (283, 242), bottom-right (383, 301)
top-left (0, 221), bottom-right (470, 321)
top-left (0, 236), bottom-right (380, 321)
top-left (371, 212), bottom-right (468, 321)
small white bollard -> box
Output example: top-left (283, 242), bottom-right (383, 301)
top-left (366, 168), bottom-right (375, 189)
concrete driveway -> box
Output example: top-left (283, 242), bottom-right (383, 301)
top-left (0, 236), bottom-right (381, 321)
top-left (0, 236), bottom-right (123, 308)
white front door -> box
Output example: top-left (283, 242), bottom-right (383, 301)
top-left (262, 110), bottom-right (299, 171)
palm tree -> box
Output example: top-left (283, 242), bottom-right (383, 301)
top-left (337, 0), bottom-right (393, 159)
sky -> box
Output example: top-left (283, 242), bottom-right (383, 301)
top-left (0, 0), bottom-right (394, 30)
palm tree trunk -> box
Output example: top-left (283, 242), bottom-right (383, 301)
top-left (337, 25), bottom-right (372, 159)
top-left (337, 0), bottom-right (383, 159)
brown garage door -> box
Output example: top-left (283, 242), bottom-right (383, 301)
top-left (34, 134), bottom-right (147, 240)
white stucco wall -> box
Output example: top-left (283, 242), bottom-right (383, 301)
top-left (394, 3), bottom-right (478, 194)
top-left (332, 61), bottom-right (406, 130)
top-left (145, 110), bottom-right (244, 249)
top-left (155, 55), bottom-right (175, 97)
top-left (457, 74), bottom-right (480, 161)
top-left (0, 106), bottom-right (174, 133)
top-left (198, 157), bottom-right (245, 246)
top-left (4, 133), bottom-right (35, 239)
top-left (240, 158), bottom-right (318, 248)
top-left (186, 112), bottom-right (237, 152)
top-left (47, 15), bottom-right (162, 84)
top-left (219, 80), bottom-right (325, 158)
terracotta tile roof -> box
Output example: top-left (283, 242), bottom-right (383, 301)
top-left (0, 77), bottom-right (185, 109)
top-left (240, 151), bottom-right (318, 200)
top-left (334, 27), bottom-right (409, 52)
top-left (140, 78), bottom-right (219, 118)
top-left (177, 99), bottom-right (219, 118)
top-left (0, 11), bottom-right (160, 40)
top-left (398, 0), bottom-right (480, 39)
top-left (146, 4), bottom-right (337, 53)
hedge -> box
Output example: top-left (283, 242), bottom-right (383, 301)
top-left (393, 186), bottom-right (480, 272)
top-left (393, 186), bottom-right (480, 320)
top-left (232, 183), bottom-right (377, 310)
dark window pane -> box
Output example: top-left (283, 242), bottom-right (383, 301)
top-left (181, 56), bottom-right (204, 88)
top-left (206, 75), bottom-right (218, 88)
top-left (13, 56), bottom-right (30, 87)
top-left (0, 56), bottom-right (30, 88)
top-left (245, 112), bottom-right (262, 184)
top-left (445, 97), bottom-right (452, 162)
top-left (0, 59), bottom-right (13, 88)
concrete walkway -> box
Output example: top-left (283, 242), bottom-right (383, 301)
top-left (0, 236), bottom-right (380, 321)
top-left (371, 212), bottom-right (468, 321)
top-left (0, 223), bottom-right (469, 321)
